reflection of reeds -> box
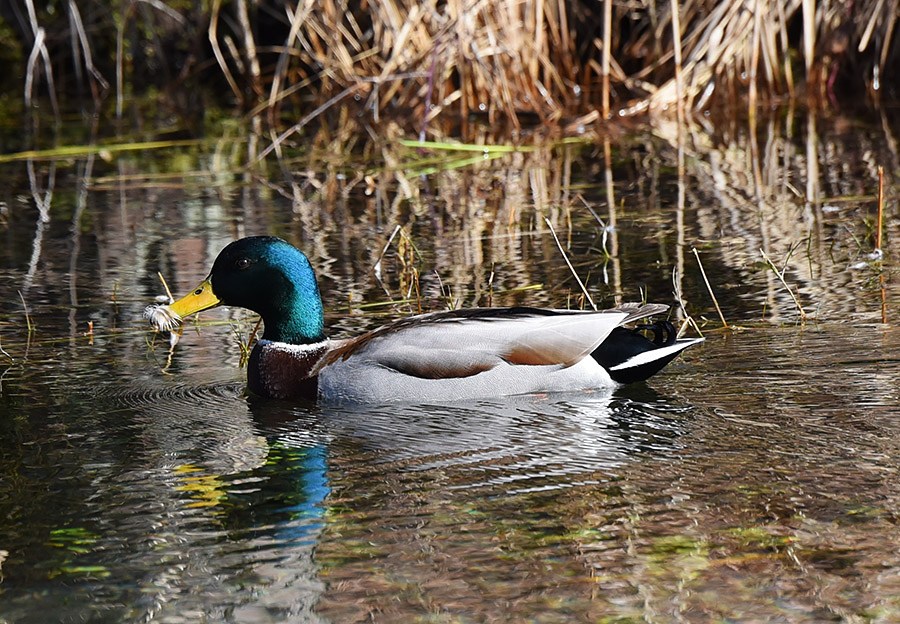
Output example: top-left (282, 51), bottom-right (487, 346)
top-left (0, 333), bottom-right (12, 362)
top-left (6, 104), bottom-right (896, 364)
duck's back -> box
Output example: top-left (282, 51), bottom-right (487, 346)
top-left (315, 307), bottom-right (632, 403)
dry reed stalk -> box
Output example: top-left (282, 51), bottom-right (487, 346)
top-left (157, 272), bottom-right (175, 304)
top-left (747, 0), bottom-right (761, 122)
top-left (25, 29), bottom-right (61, 123)
top-left (692, 248), bottom-right (728, 328)
top-left (434, 271), bottom-right (456, 311)
top-left (268, 0), bottom-right (312, 116)
top-left (544, 217), bottom-right (596, 310)
top-left (876, 164), bottom-right (884, 251)
top-left (760, 248), bottom-right (807, 320)
top-left (671, 267), bottom-right (703, 338)
top-left (858, 0), bottom-right (885, 56)
top-left (19, 0), bottom-right (900, 131)
top-left (23, 0), bottom-right (60, 122)
top-left (602, 139), bottom-right (621, 299)
top-left (18, 291), bottom-right (34, 335)
top-left (235, 0), bottom-right (261, 97)
top-left (876, 3), bottom-right (897, 87)
top-left (670, 0), bottom-right (684, 119)
top-left (209, 0), bottom-right (243, 106)
top-left (602, 0), bottom-right (612, 119)
top-left (115, 7), bottom-right (126, 117)
top-left (802, 0), bottom-right (815, 82)
top-left (777, 1), bottom-right (794, 97)
top-left (257, 84), bottom-right (367, 163)
top-left (242, 318), bottom-right (263, 367)
top-left (487, 263), bottom-right (495, 308)
top-left (412, 268), bottom-right (422, 314)
top-left (67, 0), bottom-right (108, 104)
top-left (876, 163), bottom-right (887, 319)
top-left (24, 27), bottom-right (45, 110)
top-left (372, 224), bottom-right (402, 295)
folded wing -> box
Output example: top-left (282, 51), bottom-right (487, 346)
top-left (325, 305), bottom-right (670, 380)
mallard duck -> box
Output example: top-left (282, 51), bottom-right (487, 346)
top-left (146, 236), bottom-right (702, 403)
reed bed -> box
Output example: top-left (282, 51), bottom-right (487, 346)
top-left (3, 0), bottom-right (896, 134)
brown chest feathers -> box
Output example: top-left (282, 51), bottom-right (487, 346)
top-left (247, 340), bottom-right (326, 400)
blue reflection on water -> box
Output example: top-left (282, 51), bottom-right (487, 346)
top-left (274, 444), bottom-right (331, 543)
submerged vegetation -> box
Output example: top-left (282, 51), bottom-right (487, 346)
top-left (1, 0), bottom-right (898, 137)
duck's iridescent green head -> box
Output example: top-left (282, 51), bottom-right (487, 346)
top-left (168, 236), bottom-right (326, 344)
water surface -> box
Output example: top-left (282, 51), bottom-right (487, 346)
top-left (2, 110), bottom-right (900, 622)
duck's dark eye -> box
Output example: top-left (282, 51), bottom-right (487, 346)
top-left (235, 258), bottom-right (251, 270)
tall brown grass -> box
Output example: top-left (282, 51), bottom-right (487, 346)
top-left (4, 0), bottom-right (897, 133)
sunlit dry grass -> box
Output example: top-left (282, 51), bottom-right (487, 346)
top-left (10, 0), bottom-right (898, 133)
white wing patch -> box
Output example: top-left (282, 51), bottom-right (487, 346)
top-left (610, 337), bottom-right (705, 370)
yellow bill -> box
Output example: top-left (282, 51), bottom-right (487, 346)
top-left (145, 279), bottom-right (222, 332)
top-left (168, 280), bottom-right (221, 318)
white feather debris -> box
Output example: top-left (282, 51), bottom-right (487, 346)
top-left (144, 304), bottom-right (182, 332)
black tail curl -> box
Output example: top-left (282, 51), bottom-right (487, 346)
top-left (591, 320), bottom-right (685, 385)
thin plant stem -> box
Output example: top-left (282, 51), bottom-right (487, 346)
top-left (670, 0), bottom-right (684, 121)
top-left (238, 317), bottom-right (263, 367)
top-left (760, 248), bottom-right (807, 320)
top-left (18, 290), bottom-right (34, 334)
top-left (208, 0), bottom-right (243, 105)
top-left (413, 268), bottom-right (421, 314)
top-left (257, 84), bottom-right (365, 163)
top-left (876, 165), bottom-right (884, 251)
top-left (692, 248), bottom-right (728, 329)
top-left (671, 266), bottom-right (703, 337)
top-left (434, 271), bottom-right (455, 310)
top-left (373, 224), bottom-right (402, 295)
top-left (802, 0), bottom-right (815, 79)
top-left (487, 263), bottom-right (495, 308)
top-left (602, 0), bottom-right (612, 119)
top-left (235, 0), bottom-right (261, 97)
top-left (157, 272), bottom-right (175, 303)
top-left (877, 164), bottom-right (886, 323)
top-left (544, 217), bottom-right (596, 310)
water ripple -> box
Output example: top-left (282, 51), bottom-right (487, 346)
top-left (304, 392), bottom-right (695, 496)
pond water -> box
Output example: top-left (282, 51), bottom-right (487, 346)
top-left (2, 108), bottom-right (900, 622)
